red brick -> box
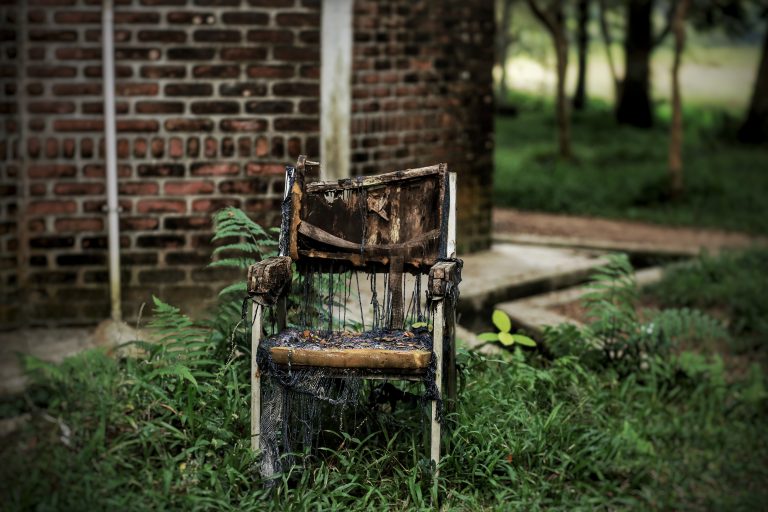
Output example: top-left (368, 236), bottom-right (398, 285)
top-left (29, 183), bottom-right (46, 196)
top-left (52, 83), bottom-right (101, 95)
top-left (120, 217), bottom-right (159, 231)
top-left (137, 164), bottom-right (184, 177)
top-left (273, 82), bottom-right (318, 96)
top-left (83, 164), bottom-right (131, 178)
top-left (140, 66), bottom-right (186, 79)
top-left (27, 66), bottom-right (77, 78)
top-left (167, 11), bottom-right (213, 24)
top-left (193, 65), bottom-right (240, 78)
top-left (164, 181), bottom-right (215, 195)
top-left (238, 137), bottom-right (252, 157)
top-left (218, 179), bottom-right (267, 194)
top-left (191, 163), bottom-right (239, 176)
top-left (54, 182), bottom-right (104, 195)
top-left (136, 101), bottom-right (184, 114)
top-left (27, 101), bottom-right (75, 114)
top-left (164, 119), bottom-right (214, 132)
top-left (274, 117), bottom-right (318, 131)
top-left (151, 138), bottom-right (164, 158)
top-left (85, 29), bottom-right (132, 42)
top-left (62, 139), bottom-right (76, 158)
top-left (85, 65), bottom-right (133, 78)
top-left (219, 119), bottom-right (267, 132)
top-left (246, 65), bottom-right (293, 79)
top-left (114, 12), bottom-right (160, 23)
top-left (29, 29), bottom-right (77, 42)
top-left (167, 47), bottom-right (215, 60)
top-left (54, 11), bottom-right (101, 23)
top-left (274, 46), bottom-right (319, 61)
top-left (116, 120), bottom-right (159, 132)
top-left (247, 29), bottom-right (293, 43)
top-left (276, 12), bottom-right (319, 27)
top-left (115, 48), bottom-right (161, 60)
top-left (255, 137), bottom-right (269, 157)
top-left (220, 47), bottom-right (267, 60)
top-left (246, 163), bottom-right (285, 175)
top-left (28, 200), bottom-right (76, 215)
top-left (205, 137), bottom-right (217, 158)
top-left (192, 198), bottom-right (241, 213)
top-left (134, 139), bottom-right (147, 158)
top-left (55, 47), bottom-right (101, 60)
top-left (246, 100), bottom-right (292, 114)
top-left (45, 138), bottom-right (59, 158)
top-left (191, 101), bottom-right (240, 115)
top-left (119, 182), bottom-right (159, 195)
top-left (137, 199), bottom-right (186, 214)
top-left (164, 83), bottom-right (212, 96)
top-left (169, 138), bottom-right (183, 158)
top-left (28, 164), bottom-right (77, 178)
top-left (187, 138), bottom-right (200, 157)
top-left (138, 30), bottom-right (186, 43)
top-left (116, 83), bottom-right (158, 96)
top-left (193, 29), bottom-right (241, 42)
top-left (55, 218), bottom-right (104, 232)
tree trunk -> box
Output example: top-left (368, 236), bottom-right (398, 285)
top-left (573, 0), bottom-right (590, 111)
top-left (496, 0), bottom-right (515, 105)
top-left (738, 21), bottom-right (768, 145)
top-left (668, 0), bottom-right (689, 199)
top-left (555, 29), bottom-right (572, 158)
top-left (617, 0), bottom-right (654, 128)
top-left (598, 0), bottom-right (621, 102)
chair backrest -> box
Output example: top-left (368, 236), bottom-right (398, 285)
top-left (278, 156), bottom-right (455, 275)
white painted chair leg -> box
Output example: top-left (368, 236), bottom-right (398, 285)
top-left (430, 300), bottom-right (444, 473)
top-left (251, 302), bottom-right (263, 452)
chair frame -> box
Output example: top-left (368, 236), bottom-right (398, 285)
top-left (248, 156), bottom-right (460, 477)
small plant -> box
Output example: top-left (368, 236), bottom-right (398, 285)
top-left (477, 310), bottom-right (536, 347)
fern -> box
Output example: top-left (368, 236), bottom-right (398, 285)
top-left (210, 207), bottom-right (279, 297)
top-left (580, 254), bottom-right (729, 375)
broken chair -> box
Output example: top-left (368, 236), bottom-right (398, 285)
top-left (247, 156), bottom-right (461, 477)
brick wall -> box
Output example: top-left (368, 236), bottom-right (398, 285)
top-left (0, 0), bottom-right (493, 330)
top-left (1, 0), bottom-right (320, 328)
top-left (351, 0), bottom-right (494, 253)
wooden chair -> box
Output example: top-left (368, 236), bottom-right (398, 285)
top-left (247, 156), bottom-right (461, 477)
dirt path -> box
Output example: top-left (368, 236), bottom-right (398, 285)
top-left (493, 208), bottom-right (766, 254)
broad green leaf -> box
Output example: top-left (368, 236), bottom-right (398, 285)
top-left (512, 334), bottom-right (537, 347)
top-left (498, 332), bottom-right (516, 346)
top-left (412, 322), bottom-right (428, 328)
top-left (492, 310), bottom-right (512, 333)
top-left (477, 332), bottom-right (499, 342)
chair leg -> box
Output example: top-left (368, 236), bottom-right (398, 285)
top-left (251, 303), bottom-right (262, 453)
top-left (430, 300), bottom-right (444, 473)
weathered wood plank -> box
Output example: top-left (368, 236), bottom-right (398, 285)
top-left (305, 165), bottom-right (443, 193)
top-left (298, 221), bottom-right (439, 253)
top-left (269, 346), bottom-right (432, 369)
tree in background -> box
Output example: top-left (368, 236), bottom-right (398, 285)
top-left (573, 0), bottom-right (591, 110)
top-left (496, 0), bottom-right (518, 106)
top-left (739, 11), bottom-right (768, 144)
top-left (668, 0), bottom-right (691, 197)
top-left (609, 0), bottom-right (676, 128)
top-left (526, 0), bottom-right (573, 158)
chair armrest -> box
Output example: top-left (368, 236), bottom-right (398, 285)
top-left (427, 260), bottom-right (462, 301)
top-left (247, 256), bottom-right (292, 306)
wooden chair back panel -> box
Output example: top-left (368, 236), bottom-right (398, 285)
top-left (288, 164), bottom-right (447, 273)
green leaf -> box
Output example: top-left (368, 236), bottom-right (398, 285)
top-left (498, 332), bottom-right (516, 346)
top-left (492, 310), bottom-right (512, 333)
top-left (411, 321), bottom-right (428, 328)
top-left (477, 332), bottom-right (499, 342)
top-left (512, 334), bottom-right (537, 347)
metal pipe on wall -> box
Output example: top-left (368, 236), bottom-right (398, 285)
top-left (102, 0), bottom-right (122, 322)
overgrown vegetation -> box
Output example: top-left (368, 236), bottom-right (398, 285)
top-left (647, 247), bottom-right (768, 357)
top-left (494, 94), bottom-right (768, 234)
top-left (2, 214), bottom-right (767, 510)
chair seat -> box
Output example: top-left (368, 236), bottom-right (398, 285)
top-left (265, 328), bottom-right (433, 370)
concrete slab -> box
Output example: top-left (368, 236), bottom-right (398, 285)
top-left (497, 266), bottom-right (664, 337)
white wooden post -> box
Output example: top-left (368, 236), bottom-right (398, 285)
top-left (320, 0), bottom-right (353, 180)
top-left (430, 300), bottom-right (444, 471)
top-left (250, 302), bottom-right (263, 452)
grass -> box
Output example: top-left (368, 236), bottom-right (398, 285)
top-left (494, 94), bottom-right (768, 234)
top-left (647, 247), bottom-right (768, 357)
top-left (2, 256), bottom-right (767, 510)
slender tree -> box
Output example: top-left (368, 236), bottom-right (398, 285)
top-left (598, 0), bottom-right (622, 100)
top-left (573, 0), bottom-right (591, 110)
top-left (496, 0), bottom-right (517, 105)
top-left (668, 0), bottom-right (691, 198)
top-left (739, 15), bottom-right (768, 144)
top-left (526, 0), bottom-right (572, 158)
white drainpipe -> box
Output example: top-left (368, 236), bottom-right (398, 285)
top-left (102, 0), bottom-right (122, 322)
